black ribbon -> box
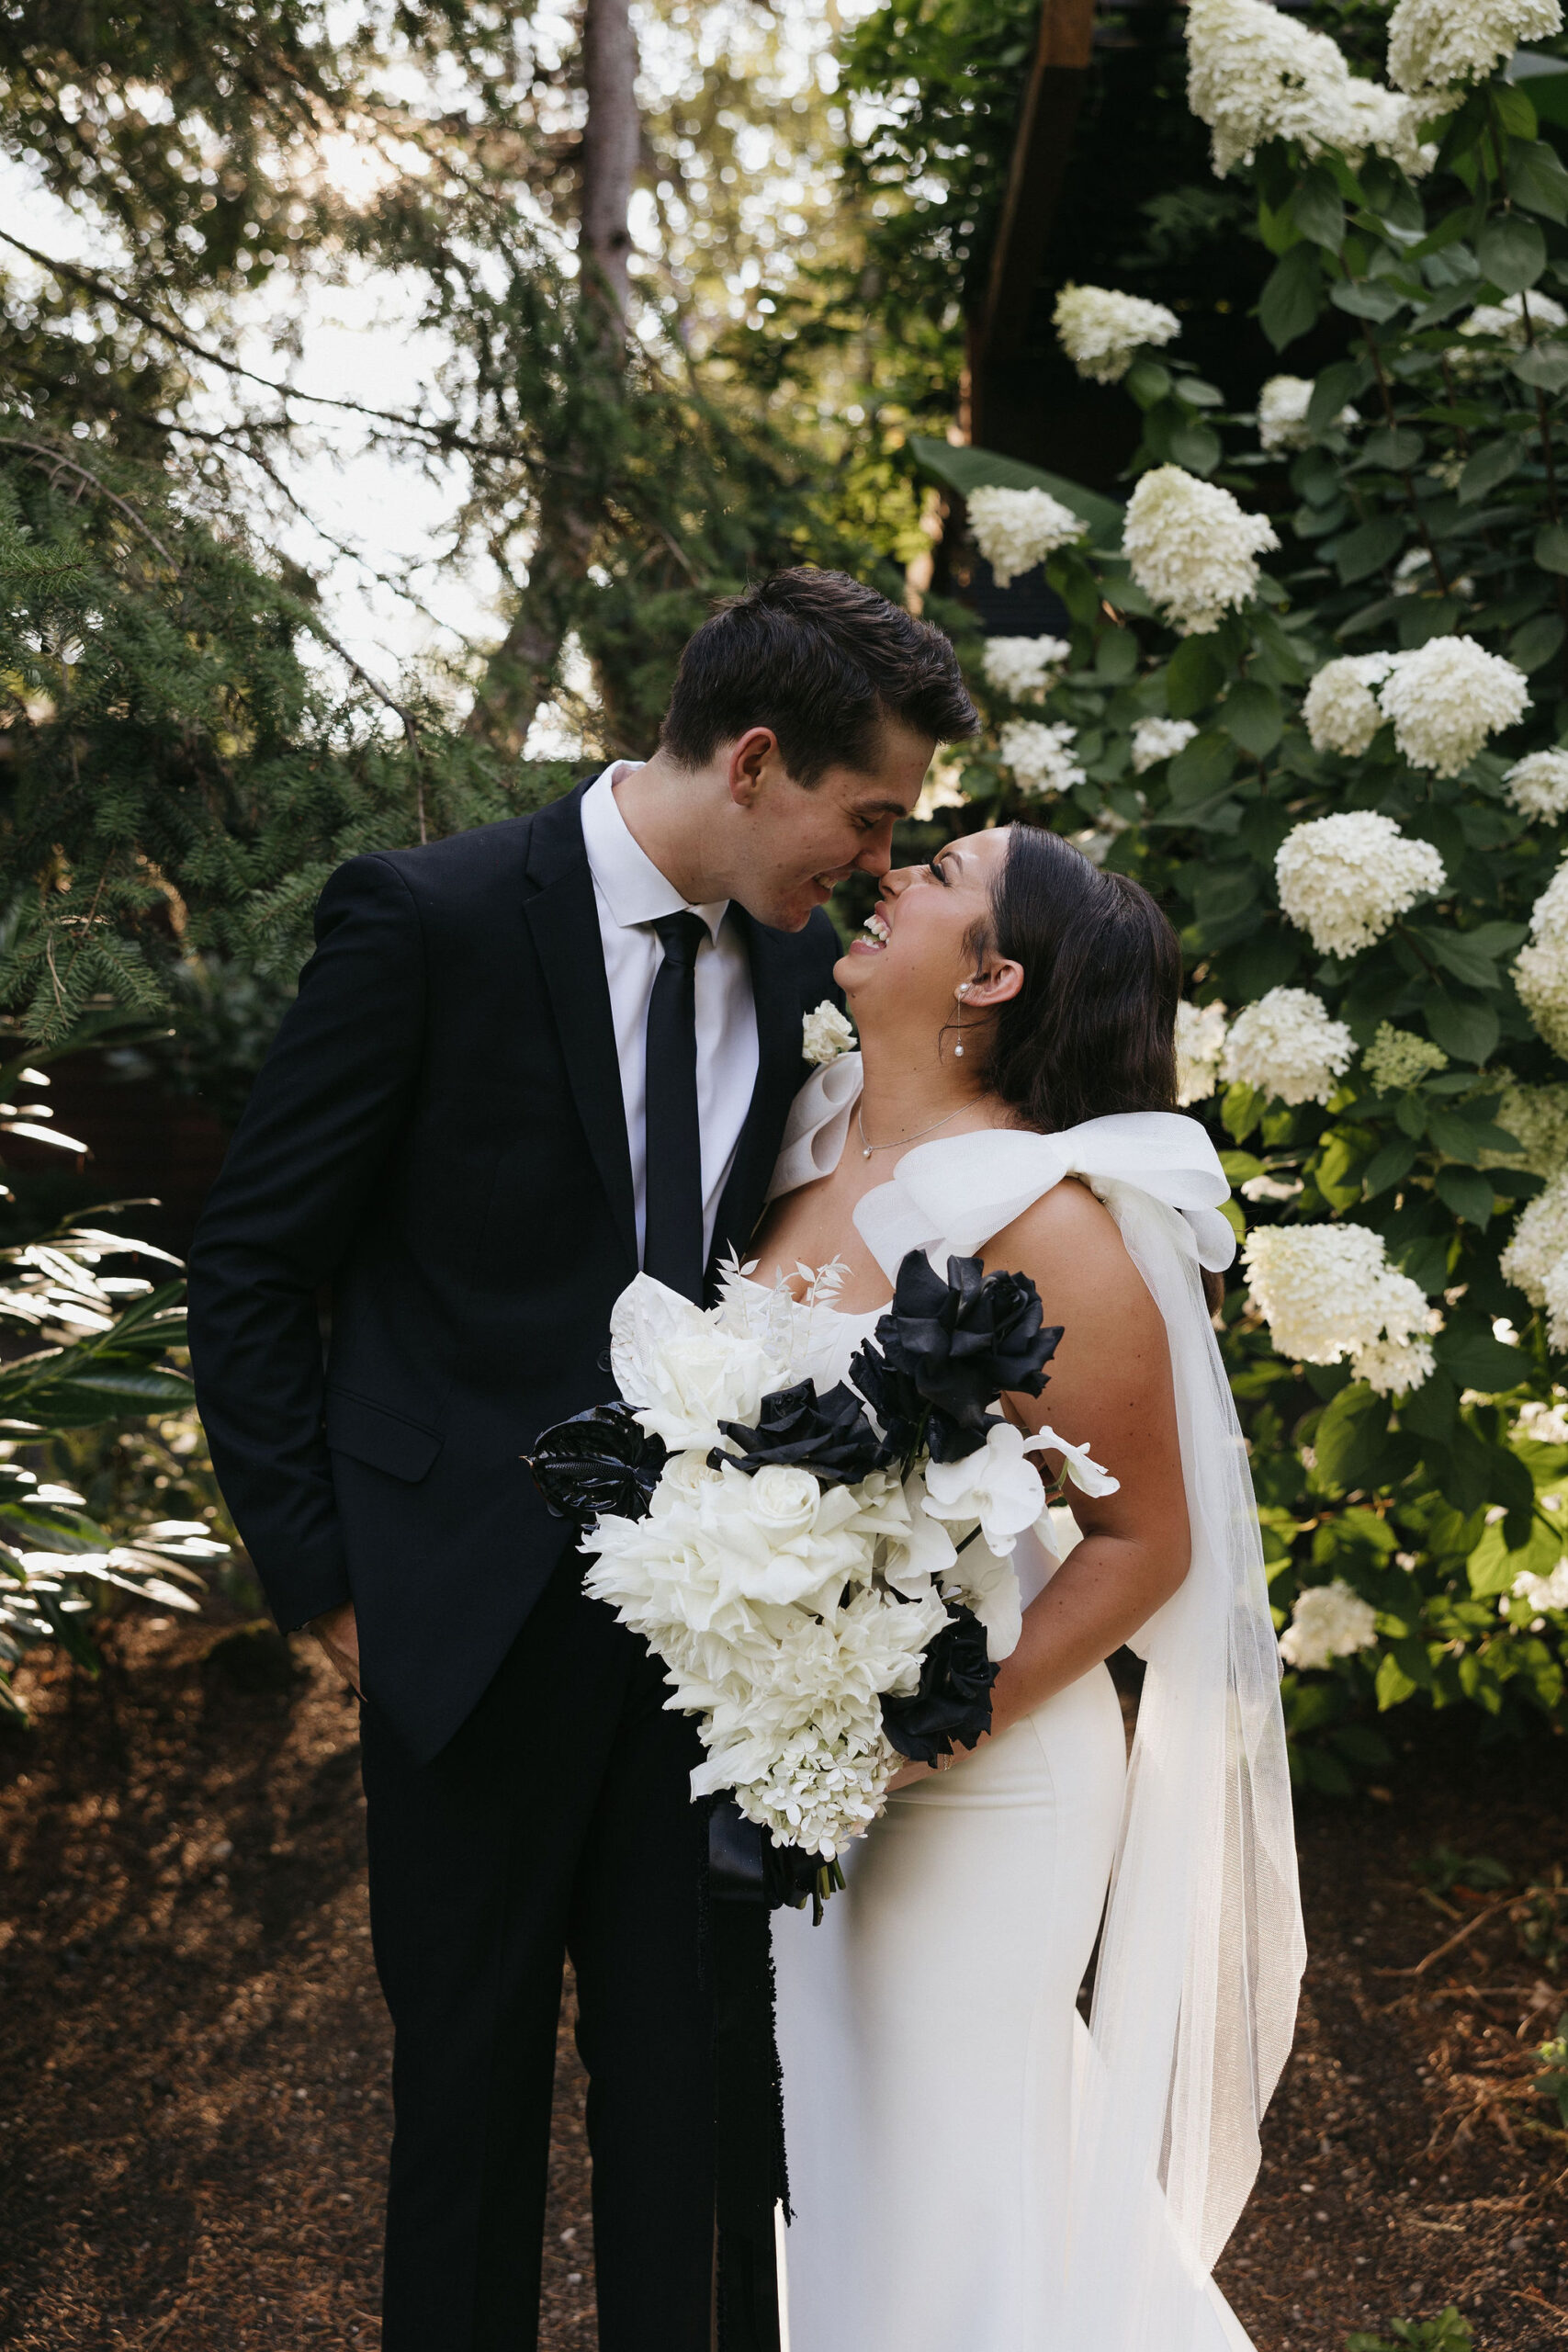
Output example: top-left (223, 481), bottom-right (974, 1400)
top-left (706, 1800), bottom-right (792, 2352)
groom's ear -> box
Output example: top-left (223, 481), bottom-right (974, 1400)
top-left (726, 728), bottom-right (784, 805)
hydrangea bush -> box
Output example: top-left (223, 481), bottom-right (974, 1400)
top-left (933, 0), bottom-right (1568, 1789)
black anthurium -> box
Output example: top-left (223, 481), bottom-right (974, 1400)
top-left (524, 1402), bottom-right (668, 1527)
top-left (851, 1250), bottom-right (1064, 1463)
top-left (881, 1601), bottom-right (999, 1764)
top-left (713, 1380), bottom-right (891, 1487)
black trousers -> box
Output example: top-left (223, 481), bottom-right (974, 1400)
top-left (360, 1555), bottom-right (715, 2351)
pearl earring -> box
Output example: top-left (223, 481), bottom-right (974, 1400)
top-left (954, 981), bottom-right (968, 1057)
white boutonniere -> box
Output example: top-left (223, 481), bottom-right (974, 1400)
top-left (802, 1001), bottom-right (856, 1067)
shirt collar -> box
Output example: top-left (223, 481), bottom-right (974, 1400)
top-left (581, 763), bottom-right (729, 945)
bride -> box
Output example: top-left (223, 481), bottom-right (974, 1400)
top-left (750, 821), bottom-right (1305, 2351)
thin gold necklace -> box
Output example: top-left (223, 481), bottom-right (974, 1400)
top-left (856, 1100), bottom-right (966, 1159)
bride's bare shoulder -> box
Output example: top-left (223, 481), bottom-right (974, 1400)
top-left (987, 1177), bottom-right (1156, 1324)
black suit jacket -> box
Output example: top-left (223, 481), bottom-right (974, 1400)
top-left (186, 785), bottom-right (841, 1759)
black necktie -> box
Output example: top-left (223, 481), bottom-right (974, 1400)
top-left (643, 910), bottom-right (708, 1301)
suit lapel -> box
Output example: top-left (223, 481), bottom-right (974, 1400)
top-left (523, 786), bottom-right (639, 1278)
top-left (708, 910), bottom-right (807, 1283)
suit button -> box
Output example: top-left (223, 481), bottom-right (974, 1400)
top-left (597, 1349), bottom-right (614, 1373)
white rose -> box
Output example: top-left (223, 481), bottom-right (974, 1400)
top-left (802, 1001), bottom-right (856, 1066)
top-left (746, 1464), bottom-right (821, 1540)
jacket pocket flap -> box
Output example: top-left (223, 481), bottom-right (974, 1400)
top-left (324, 1388), bottom-right (442, 1482)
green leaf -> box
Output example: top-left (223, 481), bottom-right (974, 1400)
top-left (1508, 136), bottom-right (1568, 221)
top-left (1123, 358), bottom-right (1173, 407)
top-left (1509, 611), bottom-right (1566, 672)
top-left (1307, 359), bottom-right (1369, 436)
top-left (1375, 1648), bottom-right (1419, 1711)
top-left (1467, 1506), bottom-right (1562, 1599)
top-left (1334, 514), bottom-right (1407, 584)
top-left (1169, 419), bottom-right (1223, 475)
top-left (1435, 1164), bottom-right (1495, 1225)
top-left (1168, 731), bottom-right (1236, 806)
top-left (1400, 1367), bottom-right (1458, 1441)
top-left (1221, 681), bottom-right (1284, 757)
top-left (1169, 376), bottom-right (1224, 408)
top-left (1424, 992), bottom-right (1498, 1065)
top-left (1093, 625), bottom-right (1139, 683)
top-left (1223, 1082), bottom-right (1263, 1142)
top-left (1458, 437), bottom-right (1525, 504)
top-left (1362, 1136), bottom-right (1420, 1198)
top-left (1314, 1384), bottom-right (1393, 1493)
top-left (1511, 341), bottom-right (1568, 391)
top-left (1421, 932), bottom-right (1498, 990)
top-left (1359, 424), bottom-right (1424, 471)
top-left (1433, 1323), bottom-right (1529, 1392)
top-left (1477, 212), bottom-right (1548, 294)
top-left (1292, 170), bottom-right (1346, 252)
top-left (908, 439), bottom-right (1124, 547)
top-left (1331, 277), bottom-right (1407, 322)
top-left (1259, 243), bottom-right (1323, 351)
top-left (1166, 634), bottom-right (1225, 718)
top-left (1426, 1103), bottom-right (1494, 1161)
top-left (1535, 521), bottom-right (1568, 575)
top-left (1495, 81), bottom-right (1540, 141)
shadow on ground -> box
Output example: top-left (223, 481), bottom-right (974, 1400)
top-left (1, 1611), bottom-right (1565, 2349)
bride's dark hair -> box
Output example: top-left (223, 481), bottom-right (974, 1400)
top-left (972, 824), bottom-right (1181, 1133)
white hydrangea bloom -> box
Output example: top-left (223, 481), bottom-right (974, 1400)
top-left (1489, 1081), bottom-right (1568, 1179)
top-left (1500, 1171), bottom-right (1568, 1345)
top-left (1362, 1023), bottom-right (1448, 1093)
top-left (1221, 987), bottom-right (1355, 1106)
top-left (1352, 1332), bottom-right (1438, 1396)
top-left (1376, 638), bottom-right (1531, 778)
top-left (1244, 1221), bottom-right (1438, 1371)
top-left (1514, 863), bottom-right (1568, 1056)
top-left (980, 635), bottom-right (1072, 702)
top-left (1513, 1556), bottom-right (1568, 1611)
top-left (802, 1001), bottom-right (856, 1067)
top-left (1458, 289), bottom-right (1568, 348)
top-left (1514, 1391), bottom-right (1568, 1444)
top-left (1506, 750), bottom-right (1568, 822)
top-left (1122, 465), bottom-right (1280, 636)
top-left (1176, 999), bottom-right (1229, 1105)
top-left (1131, 716), bottom-right (1199, 773)
top-left (1187, 0), bottom-right (1438, 176)
top-left (1340, 77), bottom-right (1438, 179)
top-left (1302, 653), bottom-right (1397, 757)
top-left (1388, 0), bottom-right (1562, 98)
top-left (999, 718), bottom-right (1087, 796)
top-left (968, 486), bottom-right (1087, 589)
top-left (1275, 812), bottom-right (1445, 958)
top-left (1053, 283), bottom-right (1180, 384)
top-left (1279, 1578), bottom-right (1380, 1671)
top-left (1258, 374), bottom-right (1362, 453)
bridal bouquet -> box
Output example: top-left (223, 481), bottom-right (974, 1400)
top-left (526, 1250), bottom-right (1115, 1907)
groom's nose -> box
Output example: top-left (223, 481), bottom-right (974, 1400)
top-left (851, 819), bottom-right (897, 876)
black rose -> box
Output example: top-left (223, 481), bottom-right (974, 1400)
top-left (881, 1602), bottom-right (998, 1765)
top-left (714, 1379), bottom-right (890, 1486)
top-left (524, 1402), bottom-right (668, 1526)
top-left (862, 1250), bottom-right (1063, 1462)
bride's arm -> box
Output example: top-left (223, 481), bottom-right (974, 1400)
top-left (893, 1178), bottom-right (1190, 1783)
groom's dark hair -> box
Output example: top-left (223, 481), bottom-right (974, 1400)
top-left (659, 567), bottom-right (977, 785)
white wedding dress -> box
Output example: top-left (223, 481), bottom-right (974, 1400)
top-left (762, 1058), bottom-right (1305, 2352)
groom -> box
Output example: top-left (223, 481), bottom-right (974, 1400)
top-left (186, 566), bottom-right (976, 2351)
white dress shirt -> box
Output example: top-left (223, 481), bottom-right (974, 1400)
top-left (580, 763), bottom-right (760, 1267)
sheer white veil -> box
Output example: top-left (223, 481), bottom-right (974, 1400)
top-left (787, 1082), bottom-right (1309, 2344)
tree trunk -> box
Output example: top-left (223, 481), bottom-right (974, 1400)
top-left (580, 0), bottom-right (638, 320)
top-left (466, 0), bottom-right (637, 755)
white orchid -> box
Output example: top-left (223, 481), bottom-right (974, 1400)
top-left (921, 1420), bottom-right (1051, 1556)
top-left (1030, 1423), bottom-right (1122, 1499)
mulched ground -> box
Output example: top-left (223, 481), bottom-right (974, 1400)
top-left (1, 1607), bottom-right (1565, 2352)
